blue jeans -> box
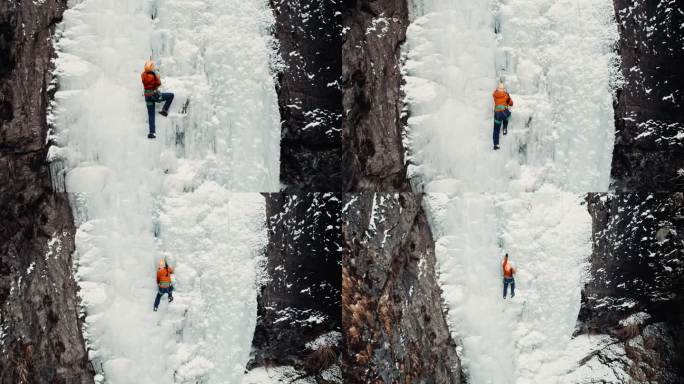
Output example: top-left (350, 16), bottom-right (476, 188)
top-left (145, 92), bottom-right (174, 134)
top-left (503, 277), bottom-right (515, 298)
top-left (153, 286), bottom-right (173, 309)
top-left (493, 110), bottom-right (511, 146)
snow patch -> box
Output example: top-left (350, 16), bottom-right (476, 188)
top-left (305, 331), bottom-right (342, 351)
top-left (619, 311), bottom-right (651, 327)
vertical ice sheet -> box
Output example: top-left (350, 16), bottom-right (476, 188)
top-left (403, 0), bottom-right (618, 193)
top-left (156, 191), bottom-right (266, 383)
top-left (151, 0), bottom-right (280, 191)
top-left (403, 0), bottom-right (500, 193)
top-left (74, 190), bottom-right (266, 383)
top-left (51, 0), bottom-right (275, 381)
top-left (424, 192), bottom-right (591, 383)
top-left (405, 0), bottom-right (617, 381)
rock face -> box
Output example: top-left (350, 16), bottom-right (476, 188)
top-left (610, 0), bottom-right (684, 191)
top-left (579, 193), bottom-right (684, 383)
top-left (334, 2), bottom-right (461, 381)
top-left (341, 0), bottom-right (409, 192)
top-left (342, 193), bottom-right (462, 383)
top-left (270, 0), bottom-right (410, 192)
top-left (249, 194), bottom-right (343, 381)
top-left (0, 1), bottom-right (93, 383)
top-left (270, 0), bottom-right (345, 191)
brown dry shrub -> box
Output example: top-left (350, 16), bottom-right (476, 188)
top-left (378, 293), bottom-right (392, 338)
top-left (342, 267), bottom-right (352, 306)
top-left (304, 345), bottom-right (338, 374)
top-left (616, 323), bottom-right (641, 340)
top-left (348, 326), bottom-right (361, 347)
top-left (355, 351), bottom-right (369, 365)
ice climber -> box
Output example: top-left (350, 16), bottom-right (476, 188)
top-left (492, 83), bottom-right (513, 150)
top-left (153, 258), bottom-right (174, 311)
top-left (141, 61), bottom-right (174, 139)
top-left (502, 253), bottom-right (515, 299)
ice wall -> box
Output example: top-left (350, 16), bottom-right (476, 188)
top-left (424, 192), bottom-right (591, 383)
top-left (150, 0), bottom-right (280, 190)
top-left (49, 0), bottom-right (276, 382)
top-left (404, 0), bottom-right (618, 193)
top-left (403, 0), bottom-right (616, 381)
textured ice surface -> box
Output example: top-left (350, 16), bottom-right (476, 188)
top-left (149, 0), bottom-right (280, 190)
top-left (404, 0), bottom-right (618, 193)
top-left (425, 192), bottom-right (593, 384)
top-left (51, 0), bottom-right (275, 382)
top-left (405, 0), bottom-right (621, 381)
top-left (75, 192), bottom-right (265, 383)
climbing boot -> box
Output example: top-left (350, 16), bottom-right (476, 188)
top-left (148, 133), bottom-right (156, 139)
top-left (159, 110), bottom-right (169, 117)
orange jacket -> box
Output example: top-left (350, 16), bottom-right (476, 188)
top-left (493, 89), bottom-right (513, 111)
top-left (141, 71), bottom-right (161, 96)
top-left (157, 267), bottom-right (174, 288)
top-left (502, 260), bottom-right (515, 278)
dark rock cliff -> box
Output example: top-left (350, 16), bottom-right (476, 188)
top-left (578, 193), bottom-right (684, 383)
top-left (342, 193), bottom-right (462, 383)
top-left (610, 0), bottom-right (684, 191)
top-left (0, 0), bottom-right (93, 383)
top-left (341, 0), bottom-right (409, 192)
top-left (249, 193), bottom-right (343, 382)
top-left (337, 2), bottom-right (461, 382)
top-left (270, 0), bottom-right (410, 192)
top-left (269, 0), bottom-right (345, 191)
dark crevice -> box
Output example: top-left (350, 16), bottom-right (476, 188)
top-left (270, 0), bottom-right (345, 191)
top-left (248, 193), bottom-right (343, 380)
top-left (609, 0), bottom-right (684, 191)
